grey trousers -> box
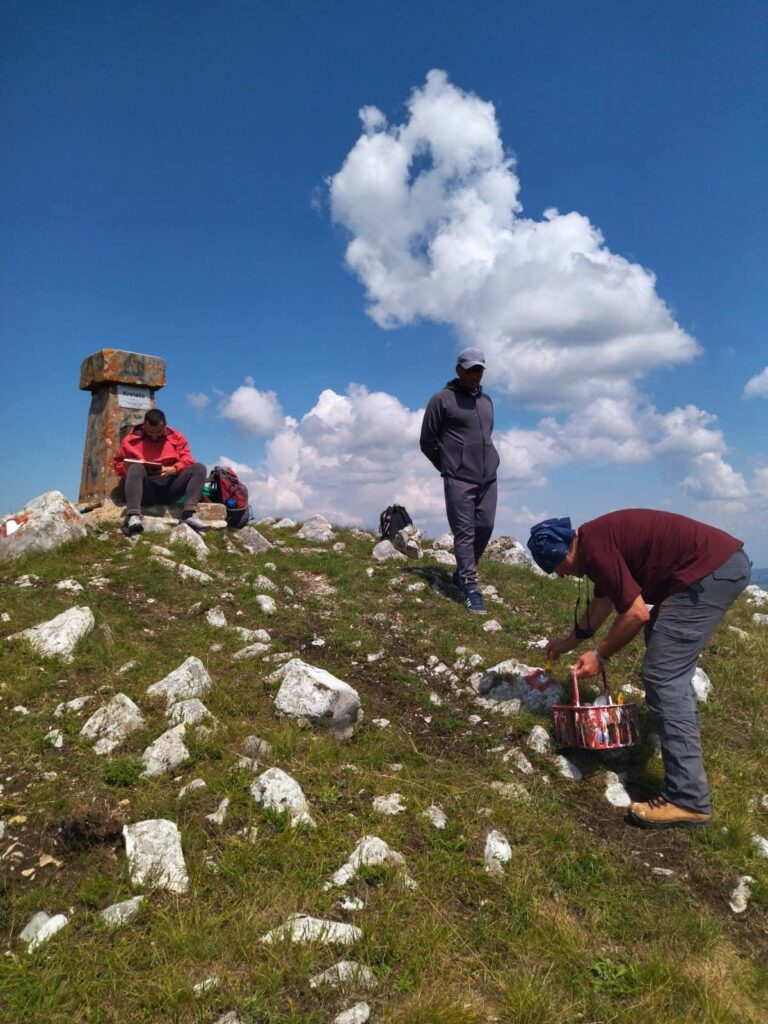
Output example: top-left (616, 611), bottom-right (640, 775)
top-left (443, 477), bottom-right (497, 589)
top-left (124, 462), bottom-right (206, 516)
top-left (642, 547), bottom-right (751, 813)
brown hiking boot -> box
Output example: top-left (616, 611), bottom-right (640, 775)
top-left (628, 796), bottom-right (712, 830)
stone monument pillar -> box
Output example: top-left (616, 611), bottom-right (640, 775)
top-left (79, 349), bottom-right (166, 504)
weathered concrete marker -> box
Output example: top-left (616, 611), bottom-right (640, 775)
top-left (79, 349), bottom-right (166, 504)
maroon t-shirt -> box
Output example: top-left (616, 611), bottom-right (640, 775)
top-left (578, 509), bottom-right (742, 613)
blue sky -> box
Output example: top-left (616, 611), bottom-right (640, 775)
top-left (2, 1), bottom-right (766, 560)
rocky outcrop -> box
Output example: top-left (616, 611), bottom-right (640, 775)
top-left (0, 491), bottom-right (88, 563)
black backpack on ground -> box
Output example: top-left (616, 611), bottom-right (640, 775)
top-left (206, 466), bottom-right (252, 529)
top-left (379, 504), bottom-right (413, 540)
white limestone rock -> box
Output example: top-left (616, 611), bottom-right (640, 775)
top-left (476, 659), bottom-right (563, 713)
top-left (260, 913), bottom-right (361, 946)
top-left (372, 539), bottom-right (406, 562)
top-left (484, 830), bottom-right (512, 876)
top-left (555, 755), bottom-right (583, 780)
top-left (146, 656), bottom-right (212, 707)
top-left (236, 527), bottom-right (273, 554)
top-left (99, 895), bottom-right (145, 928)
top-left (604, 772), bottom-right (631, 808)
top-left (310, 960), bottom-right (377, 990)
top-left (751, 834), bottom-right (768, 857)
top-left (483, 619), bottom-right (502, 633)
top-left (728, 626), bottom-right (749, 640)
top-left (206, 798), bottom-right (230, 825)
top-left (334, 1004), bottom-right (370, 1024)
top-left (233, 642), bottom-right (271, 660)
top-left (12, 606), bottom-right (95, 662)
top-left (242, 734), bottom-right (272, 758)
top-left (327, 836), bottom-right (407, 888)
top-left (296, 514), bottom-right (335, 543)
top-left (170, 522), bottom-right (209, 560)
top-left (393, 524), bottom-right (423, 559)
top-left (0, 491), bottom-right (88, 563)
top-left (178, 778), bottom-right (207, 800)
top-left (255, 594), bottom-right (277, 614)
top-left (54, 695), bottom-right (93, 717)
top-left (272, 517), bottom-right (296, 529)
top-left (692, 666), bottom-right (712, 703)
top-left (372, 793), bottom-right (406, 816)
top-left (251, 767), bottom-right (316, 828)
top-left (19, 911), bottom-right (52, 945)
top-left (431, 532), bottom-right (454, 551)
top-left (490, 780), bottom-right (530, 801)
top-left (422, 804), bottom-right (447, 829)
top-left (123, 819), bottom-right (189, 894)
top-left (503, 747), bottom-right (534, 775)
top-left (526, 725), bottom-right (552, 754)
top-left (485, 535), bottom-right (545, 574)
top-left (80, 693), bottom-right (145, 755)
top-left (177, 563), bottom-right (213, 584)
top-left (745, 585), bottom-right (768, 606)
top-left (25, 913), bottom-right (68, 952)
top-left (230, 625), bottom-right (271, 643)
top-left (752, 613), bottom-right (768, 627)
top-left (55, 578), bottom-right (84, 593)
top-left (168, 698), bottom-right (213, 727)
top-left (205, 606), bottom-right (228, 628)
top-left (271, 658), bottom-right (362, 738)
top-left (728, 875), bottom-right (755, 914)
top-left (141, 724), bottom-right (190, 778)
top-left (46, 728), bottom-right (64, 748)
top-left (252, 573), bottom-right (277, 592)
top-left (14, 573), bottom-right (40, 587)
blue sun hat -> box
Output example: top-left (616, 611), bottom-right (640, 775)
top-left (527, 517), bottom-right (576, 573)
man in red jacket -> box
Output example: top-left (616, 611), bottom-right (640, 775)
top-left (527, 510), bottom-right (751, 830)
top-left (114, 409), bottom-right (207, 535)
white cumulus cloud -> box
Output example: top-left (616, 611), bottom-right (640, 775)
top-left (219, 383), bottom-right (285, 437)
top-left (329, 69), bottom-right (700, 410)
top-left (186, 392), bottom-right (210, 411)
top-left (744, 367), bottom-right (768, 399)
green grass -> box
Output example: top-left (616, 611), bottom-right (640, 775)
top-left (0, 520), bottom-right (766, 1023)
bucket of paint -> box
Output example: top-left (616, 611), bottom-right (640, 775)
top-left (552, 668), bottom-right (640, 751)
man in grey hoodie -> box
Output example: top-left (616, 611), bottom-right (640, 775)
top-left (420, 348), bottom-right (500, 614)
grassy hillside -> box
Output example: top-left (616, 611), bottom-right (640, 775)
top-left (1, 519), bottom-right (766, 1024)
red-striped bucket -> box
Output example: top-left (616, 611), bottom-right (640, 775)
top-left (552, 668), bottom-right (640, 751)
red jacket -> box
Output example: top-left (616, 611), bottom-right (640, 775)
top-left (114, 425), bottom-right (195, 478)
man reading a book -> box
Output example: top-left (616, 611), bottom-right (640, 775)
top-left (114, 409), bottom-right (207, 535)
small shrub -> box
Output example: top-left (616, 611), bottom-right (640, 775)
top-left (102, 758), bottom-right (144, 788)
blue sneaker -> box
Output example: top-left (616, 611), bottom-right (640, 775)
top-left (465, 589), bottom-right (486, 614)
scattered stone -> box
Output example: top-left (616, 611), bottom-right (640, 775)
top-left (393, 524), bottom-right (423, 559)
top-left (205, 606), bottom-right (228, 628)
top-left (728, 626), bottom-right (749, 640)
top-left (206, 798), bottom-right (230, 825)
top-left (45, 728), bottom-right (64, 748)
top-left (149, 544), bottom-right (173, 557)
top-left (604, 772), bottom-right (631, 807)
top-left (0, 611), bottom-right (9, 621)
top-left (141, 725), bottom-right (190, 777)
top-left (310, 960), bottom-right (377, 990)
top-left (406, 581), bottom-right (426, 592)
top-left (503, 748), bottom-right (534, 775)
top-left (193, 976), bottom-right (221, 995)
top-left (271, 658), bottom-right (362, 738)
top-left (484, 830), bottom-right (512, 875)
top-left (332, 542), bottom-right (346, 552)
top-left (327, 836), bottom-right (408, 888)
top-left (485, 535), bottom-right (544, 574)
top-left (252, 574), bottom-right (277, 593)
top-left (296, 515), bottom-right (335, 543)
top-left (745, 585), bottom-right (768, 606)
top-left (526, 725), bottom-right (552, 754)
top-left (177, 563), bottom-right (213, 584)
top-left (242, 735), bottom-right (272, 758)
top-left (371, 539), bottom-right (406, 562)
top-left (490, 780), bottom-right (530, 801)
top-left (367, 651), bottom-right (384, 663)
top-left (170, 522), bottom-right (209, 560)
top-left (251, 766), bottom-right (316, 828)
top-left (431, 532), bottom-right (454, 551)
top-left (23, 912), bottom-right (68, 952)
top-left (231, 626), bottom-right (271, 643)
top-left (236, 527), bottom-right (273, 554)
top-left (14, 574), bottom-right (40, 587)
top-left (233, 642), bottom-right (270, 660)
top-left (728, 875), bottom-right (755, 914)
top-left (692, 667), bottom-right (712, 703)
top-left (555, 755), bottom-right (583, 780)
top-left (146, 656), bottom-right (212, 707)
top-left (54, 695), bottom-right (93, 717)
top-left (260, 914), bottom-right (362, 946)
top-left (117, 659), bottom-right (138, 674)
top-left (429, 691), bottom-right (443, 706)
top-left (13, 705), bottom-right (29, 714)
top-left (338, 896), bottom-right (365, 911)
top-left (751, 834), bottom-right (768, 857)
top-left (476, 659), bottom-right (563, 713)
top-left (272, 517), bottom-right (296, 529)
top-left (178, 778), bottom-right (207, 800)
top-left (80, 693), bottom-right (145, 755)
top-left (0, 491), bottom-right (88, 563)
top-left (483, 619), bottom-right (502, 632)
top-left (428, 549), bottom-right (456, 566)
top-left (371, 718), bottom-right (390, 729)
top-left (168, 698), bottom-right (213, 727)
top-left (373, 793), bottom-right (406, 816)
top-left (55, 578), bottom-right (84, 593)
top-left (99, 895), bottom-right (145, 928)
top-left (422, 805), bottom-right (447, 829)
top-left (12, 606), bottom-right (95, 662)
top-left (123, 819), bottom-right (189, 894)
top-left (752, 613), bottom-right (768, 627)
top-left (255, 594), bottom-right (277, 614)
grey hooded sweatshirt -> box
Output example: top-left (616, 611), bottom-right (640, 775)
top-left (420, 379), bottom-right (500, 485)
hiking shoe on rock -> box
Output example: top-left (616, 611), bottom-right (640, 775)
top-left (180, 513), bottom-right (210, 534)
top-left (125, 514), bottom-right (144, 536)
top-left (465, 589), bottom-right (487, 614)
top-left (628, 797), bottom-right (712, 830)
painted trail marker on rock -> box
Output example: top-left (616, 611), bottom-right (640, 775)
top-left (79, 348), bottom-right (166, 505)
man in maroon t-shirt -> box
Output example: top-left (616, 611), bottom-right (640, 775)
top-left (527, 510), bottom-right (751, 830)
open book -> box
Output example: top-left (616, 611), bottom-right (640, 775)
top-left (123, 458), bottom-right (164, 475)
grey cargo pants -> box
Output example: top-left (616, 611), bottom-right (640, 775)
top-left (642, 547), bottom-right (751, 813)
top-left (443, 477), bottom-right (497, 590)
